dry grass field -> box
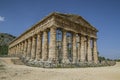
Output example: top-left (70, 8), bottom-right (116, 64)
top-left (0, 57), bottom-right (120, 80)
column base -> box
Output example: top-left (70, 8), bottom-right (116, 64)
top-left (88, 60), bottom-right (94, 64)
top-left (94, 61), bottom-right (99, 64)
top-left (47, 58), bottom-right (58, 64)
top-left (62, 59), bottom-right (70, 64)
top-left (72, 58), bottom-right (78, 64)
top-left (25, 57), bottom-right (30, 62)
top-left (29, 59), bottom-right (35, 62)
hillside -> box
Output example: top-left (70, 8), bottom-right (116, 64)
top-left (0, 33), bottom-right (16, 55)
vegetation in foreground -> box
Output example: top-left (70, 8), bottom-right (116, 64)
top-left (0, 32), bottom-right (16, 56)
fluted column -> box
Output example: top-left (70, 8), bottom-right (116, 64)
top-left (49, 27), bottom-right (56, 62)
top-left (24, 40), bottom-right (27, 57)
top-left (16, 45), bottom-right (18, 56)
top-left (36, 32), bottom-right (42, 61)
top-left (80, 35), bottom-right (85, 62)
top-left (78, 35), bottom-right (81, 62)
top-left (22, 42), bottom-right (24, 55)
top-left (72, 33), bottom-right (77, 63)
top-left (93, 39), bottom-right (98, 64)
top-left (18, 43), bottom-right (21, 56)
top-left (87, 37), bottom-right (92, 62)
top-left (27, 38), bottom-right (32, 60)
top-left (17, 45), bottom-right (19, 56)
top-left (84, 37), bottom-right (87, 62)
top-left (15, 46), bottom-right (17, 56)
top-left (42, 30), bottom-right (48, 61)
top-left (14, 46), bottom-right (16, 55)
top-left (19, 43), bottom-right (22, 57)
top-left (31, 36), bottom-right (36, 60)
top-left (23, 41), bottom-right (26, 57)
top-left (62, 30), bottom-right (69, 63)
top-left (13, 47), bottom-right (14, 55)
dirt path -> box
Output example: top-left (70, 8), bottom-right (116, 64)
top-left (0, 57), bottom-right (120, 80)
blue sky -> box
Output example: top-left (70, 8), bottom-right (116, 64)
top-left (0, 0), bottom-right (120, 59)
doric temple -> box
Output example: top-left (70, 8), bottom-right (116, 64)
top-left (8, 12), bottom-right (98, 66)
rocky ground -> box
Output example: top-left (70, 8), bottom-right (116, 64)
top-left (0, 57), bottom-right (120, 80)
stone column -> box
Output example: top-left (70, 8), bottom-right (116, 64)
top-left (22, 42), bottom-right (24, 55)
top-left (87, 37), bottom-right (92, 62)
top-left (17, 45), bottom-right (19, 56)
top-left (72, 33), bottom-right (77, 63)
top-left (31, 36), bottom-right (36, 61)
top-left (27, 38), bottom-right (32, 60)
top-left (14, 46), bottom-right (16, 55)
top-left (8, 48), bottom-right (10, 56)
top-left (42, 30), bottom-right (48, 61)
top-left (49, 27), bottom-right (56, 62)
top-left (36, 32), bottom-right (42, 61)
top-left (16, 45), bottom-right (18, 56)
top-left (16, 46), bottom-right (17, 56)
top-left (24, 40), bottom-right (27, 58)
top-left (13, 47), bottom-right (15, 56)
top-left (80, 35), bottom-right (85, 62)
top-left (20, 43), bottom-right (22, 54)
top-left (19, 44), bottom-right (21, 56)
top-left (78, 35), bottom-right (81, 62)
top-left (93, 39), bottom-right (98, 64)
top-left (23, 41), bottom-right (26, 57)
top-left (62, 30), bottom-right (69, 63)
top-left (84, 37), bottom-right (87, 62)
top-left (19, 43), bottom-right (22, 57)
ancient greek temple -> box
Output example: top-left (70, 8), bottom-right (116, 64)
top-left (8, 12), bottom-right (98, 65)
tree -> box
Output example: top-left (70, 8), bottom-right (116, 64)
top-left (0, 45), bottom-right (8, 55)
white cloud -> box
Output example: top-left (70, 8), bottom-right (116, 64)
top-left (0, 16), bottom-right (5, 22)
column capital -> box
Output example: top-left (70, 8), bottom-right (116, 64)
top-left (37, 31), bottom-right (42, 35)
top-left (51, 27), bottom-right (57, 29)
top-left (62, 29), bottom-right (67, 33)
top-left (94, 38), bottom-right (97, 41)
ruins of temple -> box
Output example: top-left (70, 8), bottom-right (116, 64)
top-left (8, 12), bottom-right (98, 67)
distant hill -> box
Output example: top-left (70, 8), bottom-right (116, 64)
top-left (0, 33), bottom-right (16, 46)
top-left (0, 33), bottom-right (16, 55)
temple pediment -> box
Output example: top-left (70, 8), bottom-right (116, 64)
top-left (8, 12), bottom-right (99, 67)
top-left (50, 12), bottom-right (98, 32)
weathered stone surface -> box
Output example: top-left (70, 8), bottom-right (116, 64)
top-left (8, 12), bottom-right (99, 67)
top-left (72, 33), bottom-right (77, 63)
top-left (80, 35), bottom-right (85, 62)
top-left (77, 35), bottom-right (81, 62)
top-left (26, 38), bottom-right (32, 60)
top-left (49, 27), bottom-right (56, 62)
top-left (31, 36), bottom-right (36, 60)
top-left (87, 37), bottom-right (92, 62)
top-left (23, 40), bottom-right (27, 57)
top-left (36, 32), bottom-right (42, 61)
top-left (62, 30), bottom-right (70, 63)
top-left (42, 30), bottom-right (48, 61)
top-left (93, 39), bottom-right (98, 64)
